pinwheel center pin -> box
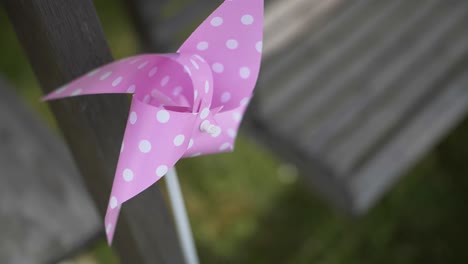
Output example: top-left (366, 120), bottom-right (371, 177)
top-left (200, 120), bottom-right (221, 137)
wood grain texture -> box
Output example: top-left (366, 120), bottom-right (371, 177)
top-left (350, 61), bottom-right (468, 212)
top-left (0, 78), bottom-right (100, 264)
top-left (253, 0), bottom-right (468, 213)
top-left (2, 0), bottom-right (184, 263)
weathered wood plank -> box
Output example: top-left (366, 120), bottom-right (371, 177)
top-left (0, 78), bottom-right (100, 264)
top-left (296, 1), bottom-right (441, 150)
top-left (259, 0), bottom-right (370, 81)
top-left (252, 0), bottom-right (468, 212)
top-left (259, 0), bottom-right (401, 117)
top-left (274, 0), bottom-right (426, 140)
top-left (2, 0), bottom-right (184, 263)
top-left (349, 62), bottom-right (468, 212)
top-left (263, 0), bottom-right (336, 57)
top-left (324, 5), bottom-right (468, 174)
top-left (284, 0), bottom-right (439, 140)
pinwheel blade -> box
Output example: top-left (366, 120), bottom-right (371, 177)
top-left (179, 0), bottom-right (263, 111)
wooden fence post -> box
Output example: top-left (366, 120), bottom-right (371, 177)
top-left (2, 0), bottom-right (185, 263)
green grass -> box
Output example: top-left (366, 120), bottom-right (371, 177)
top-left (1, 1), bottom-right (468, 263)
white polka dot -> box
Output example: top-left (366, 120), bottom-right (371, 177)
top-left (191, 153), bottom-right (202, 157)
top-left (120, 142), bottom-right (124, 153)
top-left (87, 68), bottom-right (100, 76)
top-left (143, 95), bottom-right (151, 103)
top-left (205, 81), bottom-right (210, 93)
top-left (157, 110), bottom-right (170, 123)
top-left (210, 126), bottom-right (221, 138)
top-left (138, 61), bottom-right (149, 69)
top-left (200, 108), bottom-right (210, 119)
top-left (240, 97), bottom-right (250, 106)
top-left (100, 71), bottom-right (112, 80)
top-left (112, 76), bottom-right (123, 87)
top-left (228, 129), bottom-right (236, 138)
top-left (233, 112), bottom-right (242, 122)
top-left (184, 65), bottom-right (192, 76)
top-left (188, 139), bottom-right (194, 149)
top-left (256, 41), bottom-right (263, 53)
top-left (219, 143), bottom-right (232, 151)
top-left (106, 223), bottom-right (112, 234)
top-left (197, 41), bottom-right (209, 51)
top-left (240, 67), bottom-right (251, 79)
top-left (130, 58), bottom-right (140, 64)
top-left (127, 85), bottom-right (136, 93)
top-left (151, 89), bottom-right (160, 98)
top-left (148, 67), bottom-right (158, 77)
top-left (173, 86), bottom-right (183, 96)
top-left (55, 85), bottom-right (68, 94)
top-left (226, 39), bottom-right (239, 50)
top-left (190, 59), bottom-right (199, 70)
top-left (71, 89), bottom-right (82, 96)
top-left (221, 92), bottom-right (231, 103)
top-left (123, 169), bottom-right (134, 182)
top-left (173, 135), bottom-right (185, 146)
top-left (194, 90), bottom-right (198, 100)
top-left (110, 196), bottom-right (118, 209)
top-left (139, 140), bottom-right (152, 153)
top-left (211, 17), bottom-right (223, 27)
top-left (160, 76), bottom-right (170, 87)
top-left (241, 14), bottom-right (254, 25)
top-left (212, 63), bottom-right (224, 73)
top-left (129, 111), bottom-right (137, 124)
top-left (156, 165), bottom-right (168, 177)
top-left (200, 120), bottom-right (211, 132)
top-left (194, 54), bottom-right (205, 62)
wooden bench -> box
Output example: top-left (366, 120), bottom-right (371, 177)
top-left (127, 0), bottom-right (468, 213)
top-left (254, 0), bottom-right (468, 213)
top-left (0, 78), bottom-right (100, 264)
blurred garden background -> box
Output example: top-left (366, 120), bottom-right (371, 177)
top-left (1, 0), bottom-right (468, 263)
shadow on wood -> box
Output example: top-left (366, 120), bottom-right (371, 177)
top-left (0, 78), bottom-right (100, 264)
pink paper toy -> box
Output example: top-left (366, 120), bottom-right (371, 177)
top-left (43, 0), bottom-right (263, 244)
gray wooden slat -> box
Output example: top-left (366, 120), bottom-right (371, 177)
top-left (0, 79), bottom-right (100, 264)
top-left (259, 0), bottom-right (370, 82)
top-left (251, 0), bottom-right (468, 212)
top-left (263, 0), bottom-right (337, 57)
top-left (324, 6), bottom-right (468, 175)
top-left (2, 0), bottom-right (185, 263)
top-left (283, 0), bottom-right (438, 137)
top-left (296, 0), bottom-right (459, 149)
top-left (258, 0), bottom-right (377, 110)
top-left (349, 64), bottom-right (468, 212)
top-left (260, 0), bottom-right (404, 120)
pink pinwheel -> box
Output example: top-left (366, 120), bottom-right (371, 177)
top-left (43, 0), bottom-right (263, 244)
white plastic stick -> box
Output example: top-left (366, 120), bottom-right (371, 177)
top-left (165, 167), bottom-right (199, 264)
